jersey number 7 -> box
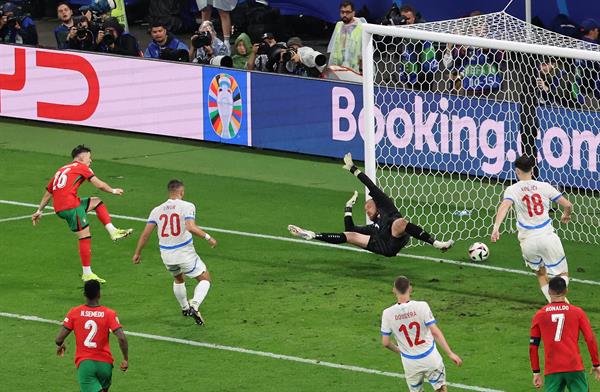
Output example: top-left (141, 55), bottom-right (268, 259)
top-left (551, 313), bottom-right (565, 342)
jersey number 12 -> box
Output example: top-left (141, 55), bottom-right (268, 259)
top-left (399, 322), bottom-right (426, 347)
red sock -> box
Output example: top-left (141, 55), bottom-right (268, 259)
top-left (95, 202), bottom-right (111, 226)
top-left (78, 237), bottom-right (91, 267)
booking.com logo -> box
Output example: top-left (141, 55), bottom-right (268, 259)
top-left (331, 87), bottom-right (599, 177)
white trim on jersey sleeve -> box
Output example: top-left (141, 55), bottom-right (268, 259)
top-left (380, 310), bottom-right (393, 336)
top-left (184, 202), bottom-right (196, 221)
top-left (503, 186), bottom-right (516, 203)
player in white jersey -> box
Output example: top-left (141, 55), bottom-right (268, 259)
top-left (132, 180), bottom-right (217, 325)
top-left (491, 155), bottom-right (573, 302)
top-left (381, 276), bottom-right (462, 392)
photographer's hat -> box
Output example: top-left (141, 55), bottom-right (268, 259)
top-left (2, 2), bottom-right (18, 13)
top-left (261, 32), bottom-right (274, 41)
top-left (580, 18), bottom-right (599, 33)
top-left (79, 0), bottom-right (117, 14)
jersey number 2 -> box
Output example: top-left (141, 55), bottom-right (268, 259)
top-left (522, 194), bottom-right (544, 217)
top-left (159, 214), bottom-right (181, 237)
top-left (399, 322), bottom-right (426, 347)
top-left (84, 320), bottom-right (98, 348)
top-left (551, 313), bottom-right (565, 342)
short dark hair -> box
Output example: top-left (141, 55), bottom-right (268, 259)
top-left (394, 276), bottom-right (411, 294)
top-left (548, 276), bottom-right (567, 295)
top-left (340, 1), bottom-right (354, 10)
top-left (84, 279), bottom-right (101, 300)
top-left (167, 179), bottom-right (184, 192)
top-left (399, 5), bottom-right (417, 15)
top-left (514, 155), bottom-right (535, 173)
top-left (71, 144), bottom-right (91, 159)
top-left (57, 2), bottom-right (72, 10)
top-left (149, 19), bottom-right (168, 30)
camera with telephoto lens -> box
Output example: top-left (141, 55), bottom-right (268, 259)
top-left (101, 29), bottom-right (115, 46)
top-left (191, 31), bottom-right (211, 48)
top-left (256, 42), bottom-right (271, 55)
top-left (73, 15), bottom-right (91, 39)
top-left (159, 47), bottom-right (190, 62)
top-left (282, 48), bottom-right (296, 62)
top-left (382, 4), bottom-right (408, 26)
top-left (6, 15), bottom-right (24, 29)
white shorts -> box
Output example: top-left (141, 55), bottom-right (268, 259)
top-left (401, 349), bottom-right (446, 392)
top-left (520, 232), bottom-right (568, 276)
top-left (161, 246), bottom-right (207, 278)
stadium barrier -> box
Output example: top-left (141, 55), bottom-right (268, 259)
top-left (0, 44), bottom-right (597, 191)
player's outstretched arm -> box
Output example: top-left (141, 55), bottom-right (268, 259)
top-left (90, 176), bottom-right (123, 195)
top-left (55, 326), bottom-right (72, 357)
top-left (132, 223), bottom-right (156, 264)
top-left (555, 196), bottom-right (573, 224)
top-left (429, 324), bottom-right (462, 366)
top-left (491, 199), bottom-right (513, 242)
top-left (185, 219), bottom-right (217, 248)
top-left (113, 328), bottom-right (129, 371)
top-left (32, 190), bottom-right (53, 226)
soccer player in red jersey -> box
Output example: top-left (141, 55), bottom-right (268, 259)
top-left (529, 276), bottom-right (600, 390)
top-left (56, 280), bottom-right (128, 392)
top-left (31, 145), bottom-right (133, 283)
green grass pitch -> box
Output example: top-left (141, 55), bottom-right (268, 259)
top-left (0, 119), bottom-right (598, 391)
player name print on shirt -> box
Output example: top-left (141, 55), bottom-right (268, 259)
top-left (80, 310), bottom-right (105, 317)
top-left (545, 305), bottom-right (569, 312)
top-left (395, 311), bottom-right (417, 320)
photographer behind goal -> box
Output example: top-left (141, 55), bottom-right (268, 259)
top-left (276, 37), bottom-right (327, 78)
top-left (0, 2), bottom-right (38, 45)
top-left (191, 20), bottom-right (230, 66)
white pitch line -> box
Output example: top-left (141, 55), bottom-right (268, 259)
top-left (0, 311), bottom-right (504, 392)
top-left (0, 212), bottom-right (53, 223)
top-left (1, 199), bottom-right (599, 286)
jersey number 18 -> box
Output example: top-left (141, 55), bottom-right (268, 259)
top-left (522, 194), bottom-right (544, 217)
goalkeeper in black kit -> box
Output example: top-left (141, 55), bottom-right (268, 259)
top-left (288, 153), bottom-right (454, 257)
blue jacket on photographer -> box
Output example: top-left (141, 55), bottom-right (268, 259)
top-left (0, 2), bottom-right (38, 45)
top-left (144, 20), bottom-right (190, 61)
top-left (191, 20), bottom-right (230, 65)
top-left (276, 37), bottom-right (325, 78)
top-left (97, 17), bottom-right (141, 57)
top-left (577, 19), bottom-right (600, 99)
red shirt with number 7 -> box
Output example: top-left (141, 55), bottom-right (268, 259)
top-left (62, 304), bottom-right (122, 367)
top-left (46, 162), bottom-right (95, 213)
top-left (529, 302), bottom-right (599, 375)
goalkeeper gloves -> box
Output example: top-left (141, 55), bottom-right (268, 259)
top-left (346, 190), bottom-right (358, 208)
top-left (342, 152), bottom-right (360, 175)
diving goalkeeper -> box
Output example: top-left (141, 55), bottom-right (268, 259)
top-left (288, 153), bottom-right (454, 257)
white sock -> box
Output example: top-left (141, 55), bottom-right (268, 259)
top-left (190, 280), bottom-right (211, 310)
top-left (82, 266), bottom-right (93, 275)
top-left (105, 223), bottom-right (117, 234)
top-left (173, 282), bottom-right (189, 309)
top-left (541, 284), bottom-right (551, 303)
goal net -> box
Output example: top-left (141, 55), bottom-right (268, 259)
top-left (362, 12), bottom-right (600, 245)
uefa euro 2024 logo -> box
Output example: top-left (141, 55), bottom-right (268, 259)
top-left (208, 73), bottom-right (243, 139)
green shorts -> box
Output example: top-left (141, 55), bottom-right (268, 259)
top-left (57, 198), bottom-right (90, 232)
top-left (545, 371), bottom-right (588, 392)
top-left (77, 359), bottom-right (113, 392)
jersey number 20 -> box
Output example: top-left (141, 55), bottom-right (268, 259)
top-left (159, 214), bottom-right (181, 237)
top-left (522, 194), bottom-right (544, 217)
top-left (399, 322), bottom-right (426, 347)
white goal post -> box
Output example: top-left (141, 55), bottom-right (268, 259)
top-left (361, 12), bottom-right (600, 245)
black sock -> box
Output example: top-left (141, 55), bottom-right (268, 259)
top-left (315, 233), bottom-right (347, 244)
top-left (404, 223), bottom-right (435, 245)
top-left (344, 207), bottom-right (353, 231)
